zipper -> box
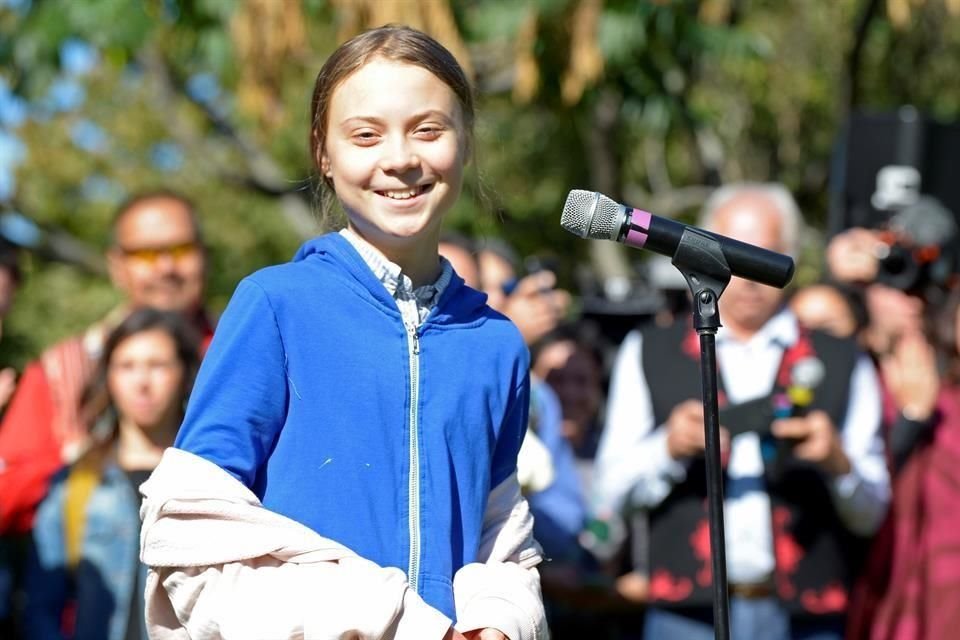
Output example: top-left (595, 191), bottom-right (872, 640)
top-left (405, 321), bottom-right (421, 592)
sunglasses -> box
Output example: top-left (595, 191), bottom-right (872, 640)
top-left (119, 241), bottom-right (199, 264)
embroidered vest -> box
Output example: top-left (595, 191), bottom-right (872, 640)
top-left (640, 318), bottom-right (868, 620)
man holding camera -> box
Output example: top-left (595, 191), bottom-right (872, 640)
top-left (827, 197), bottom-right (960, 471)
top-left (593, 183), bottom-right (889, 640)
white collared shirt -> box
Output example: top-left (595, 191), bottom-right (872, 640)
top-left (593, 308), bottom-right (889, 584)
top-left (339, 228), bottom-right (452, 327)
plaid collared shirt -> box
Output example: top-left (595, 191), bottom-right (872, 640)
top-left (340, 228), bottom-right (453, 326)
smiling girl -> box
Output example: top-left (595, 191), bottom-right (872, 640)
top-left (139, 25), bottom-right (545, 640)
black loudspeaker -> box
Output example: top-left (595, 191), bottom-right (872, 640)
top-left (829, 106), bottom-right (960, 236)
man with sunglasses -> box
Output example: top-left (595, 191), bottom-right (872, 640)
top-left (0, 191), bottom-right (213, 535)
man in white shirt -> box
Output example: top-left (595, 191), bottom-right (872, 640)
top-left (593, 183), bottom-right (889, 640)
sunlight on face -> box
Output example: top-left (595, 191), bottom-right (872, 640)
top-left (321, 58), bottom-right (466, 259)
top-left (109, 198), bottom-right (205, 314)
top-left (710, 194), bottom-right (787, 335)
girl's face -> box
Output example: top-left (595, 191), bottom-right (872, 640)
top-left (108, 329), bottom-right (185, 432)
top-left (320, 58), bottom-right (466, 257)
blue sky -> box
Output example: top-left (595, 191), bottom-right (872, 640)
top-left (0, 0), bottom-right (31, 11)
top-left (0, 37), bottom-right (100, 201)
top-left (0, 28), bottom-right (204, 206)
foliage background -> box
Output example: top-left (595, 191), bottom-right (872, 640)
top-left (1, 0), bottom-right (959, 367)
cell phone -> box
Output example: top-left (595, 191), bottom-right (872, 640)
top-left (524, 255), bottom-right (559, 276)
top-left (718, 395), bottom-right (776, 438)
top-left (502, 256), bottom-right (559, 296)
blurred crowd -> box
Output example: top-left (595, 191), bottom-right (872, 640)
top-left (1, 181), bottom-right (959, 639)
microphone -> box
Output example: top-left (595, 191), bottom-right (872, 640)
top-left (783, 356), bottom-right (825, 413)
top-left (560, 189), bottom-right (795, 289)
top-left (767, 354), bottom-right (825, 478)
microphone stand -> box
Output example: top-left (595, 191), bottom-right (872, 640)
top-left (672, 227), bottom-right (733, 640)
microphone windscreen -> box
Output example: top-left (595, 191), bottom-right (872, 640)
top-left (791, 356), bottom-right (825, 390)
top-left (561, 190), bottom-right (622, 241)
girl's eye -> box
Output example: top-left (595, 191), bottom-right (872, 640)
top-left (415, 126), bottom-right (444, 139)
top-left (351, 131), bottom-right (380, 145)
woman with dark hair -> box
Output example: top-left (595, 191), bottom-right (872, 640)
top-left (23, 308), bottom-right (199, 640)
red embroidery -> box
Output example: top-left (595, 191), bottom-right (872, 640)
top-left (649, 569), bottom-right (694, 602)
top-left (772, 507), bottom-right (803, 600)
top-left (777, 331), bottom-right (816, 388)
top-left (772, 507), bottom-right (792, 532)
top-left (690, 519), bottom-right (713, 587)
top-left (800, 583), bottom-right (848, 614)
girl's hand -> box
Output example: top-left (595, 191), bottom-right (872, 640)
top-left (444, 628), bottom-right (468, 640)
top-left (881, 330), bottom-right (940, 421)
top-left (463, 630), bottom-right (508, 640)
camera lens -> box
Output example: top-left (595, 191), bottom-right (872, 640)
top-left (877, 244), bottom-right (922, 292)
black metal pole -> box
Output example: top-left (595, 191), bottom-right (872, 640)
top-left (697, 304), bottom-right (731, 640)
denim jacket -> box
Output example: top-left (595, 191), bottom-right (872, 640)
top-left (24, 460), bottom-right (147, 640)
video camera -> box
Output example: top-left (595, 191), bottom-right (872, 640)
top-left (829, 107), bottom-right (960, 299)
top-left (872, 195), bottom-right (960, 297)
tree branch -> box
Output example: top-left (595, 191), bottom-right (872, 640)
top-left (138, 47), bottom-right (318, 239)
top-left (843, 0), bottom-right (883, 115)
top-left (1, 201), bottom-right (105, 275)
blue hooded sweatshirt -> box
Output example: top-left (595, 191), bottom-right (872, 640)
top-left (175, 232), bottom-right (530, 619)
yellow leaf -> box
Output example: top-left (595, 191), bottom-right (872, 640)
top-left (887, 0), bottom-right (911, 27)
top-left (513, 8), bottom-right (540, 104)
top-left (562, 0), bottom-right (604, 106)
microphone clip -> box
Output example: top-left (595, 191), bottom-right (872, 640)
top-left (671, 226), bottom-right (732, 333)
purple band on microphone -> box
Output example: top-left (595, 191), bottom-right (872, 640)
top-left (624, 208), bottom-right (653, 248)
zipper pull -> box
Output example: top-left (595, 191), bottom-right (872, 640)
top-left (407, 323), bottom-right (420, 354)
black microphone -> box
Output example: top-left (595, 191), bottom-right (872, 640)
top-left (560, 189), bottom-right (795, 289)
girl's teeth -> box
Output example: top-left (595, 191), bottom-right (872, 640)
top-left (383, 187), bottom-right (421, 199)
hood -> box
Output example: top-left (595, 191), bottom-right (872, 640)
top-left (291, 233), bottom-right (492, 325)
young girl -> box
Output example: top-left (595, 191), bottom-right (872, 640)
top-left (139, 25), bottom-right (546, 640)
top-left (25, 308), bottom-right (200, 640)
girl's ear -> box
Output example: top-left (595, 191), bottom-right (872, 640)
top-left (313, 129), bottom-right (333, 178)
top-left (321, 154), bottom-right (332, 178)
top-left (319, 149), bottom-right (333, 178)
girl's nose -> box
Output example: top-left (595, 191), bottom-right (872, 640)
top-left (379, 137), bottom-right (420, 173)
